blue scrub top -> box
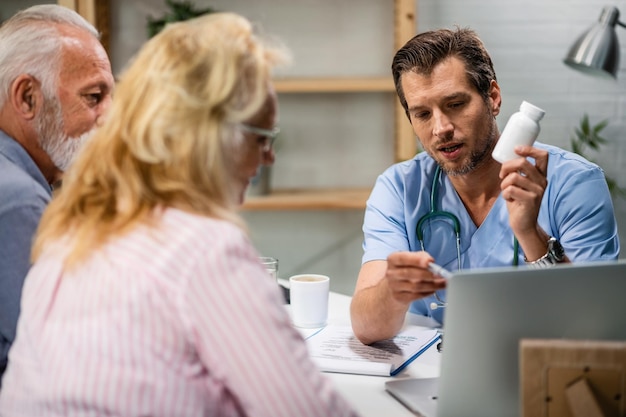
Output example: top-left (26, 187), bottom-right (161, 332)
top-left (362, 142), bottom-right (620, 324)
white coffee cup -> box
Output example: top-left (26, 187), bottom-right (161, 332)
top-left (289, 274), bottom-right (330, 328)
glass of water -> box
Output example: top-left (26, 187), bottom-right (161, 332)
top-left (259, 257), bottom-right (278, 281)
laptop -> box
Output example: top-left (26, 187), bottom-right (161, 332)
top-left (385, 260), bottom-right (626, 417)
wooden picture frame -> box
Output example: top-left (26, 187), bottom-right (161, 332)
top-left (520, 339), bottom-right (626, 417)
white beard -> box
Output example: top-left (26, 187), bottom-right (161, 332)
top-left (36, 97), bottom-right (94, 172)
top-left (42, 129), bottom-right (92, 172)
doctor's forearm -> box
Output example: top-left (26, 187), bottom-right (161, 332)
top-left (350, 282), bottom-right (408, 345)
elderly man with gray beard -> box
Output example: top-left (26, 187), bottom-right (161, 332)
top-left (0, 4), bottom-right (114, 384)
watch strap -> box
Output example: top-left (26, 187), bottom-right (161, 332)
top-left (525, 237), bottom-right (564, 268)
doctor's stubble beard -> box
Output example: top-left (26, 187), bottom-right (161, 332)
top-left (425, 114), bottom-right (499, 177)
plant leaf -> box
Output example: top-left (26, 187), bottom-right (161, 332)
top-left (570, 114), bottom-right (624, 199)
top-left (146, 0), bottom-right (216, 38)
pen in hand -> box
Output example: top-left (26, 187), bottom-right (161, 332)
top-left (427, 262), bottom-right (453, 280)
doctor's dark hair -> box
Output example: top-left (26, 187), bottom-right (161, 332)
top-left (392, 27), bottom-right (497, 119)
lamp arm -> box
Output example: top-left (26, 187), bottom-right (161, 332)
top-left (618, 20), bottom-right (626, 29)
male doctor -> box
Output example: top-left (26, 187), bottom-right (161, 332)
top-left (350, 27), bottom-right (619, 345)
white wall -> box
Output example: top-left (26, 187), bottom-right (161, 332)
top-left (1, 0), bottom-right (53, 20)
top-left (2, 0), bottom-right (625, 295)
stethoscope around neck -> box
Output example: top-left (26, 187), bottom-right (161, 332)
top-left (416, 165), bottom-right (519, 310)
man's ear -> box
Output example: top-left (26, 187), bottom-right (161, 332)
top-left (489, 79), bottom-right (502, 117)
top-left (10, 74), bottom-right (42, 120)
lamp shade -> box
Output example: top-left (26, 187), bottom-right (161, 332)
top-left (563, 6), bottom-right (621, 79)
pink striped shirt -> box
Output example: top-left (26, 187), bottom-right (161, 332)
top-left (0, 209), bottom-right (359, 417)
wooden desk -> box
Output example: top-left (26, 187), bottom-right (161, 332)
top-left (285, 289), bottom-right (441, 417)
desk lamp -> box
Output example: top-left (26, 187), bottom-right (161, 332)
top-left (563, 6), bottom-right (625, 79)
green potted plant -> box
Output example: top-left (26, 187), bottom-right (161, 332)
top-left (570, 114), bottom-right (626, 199)
top-left (147, 0), bottom-right (215, 38)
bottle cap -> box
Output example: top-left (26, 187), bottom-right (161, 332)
top-left (520, 101), bottom-right (545, 122)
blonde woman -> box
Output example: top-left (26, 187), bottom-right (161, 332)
top-left (0, 13), bottom-right (359, 417)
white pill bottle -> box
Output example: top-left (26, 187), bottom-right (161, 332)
top-left (492, 101), bottom-right (546, 163)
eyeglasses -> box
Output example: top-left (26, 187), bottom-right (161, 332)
top-left (240, 124), bottom-right (280, 152)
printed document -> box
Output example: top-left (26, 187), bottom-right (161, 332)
top-left (305, 324), bottom-right (440, 376)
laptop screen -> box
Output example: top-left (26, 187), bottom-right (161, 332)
top-left (387, 260), bottom-right (626, 417)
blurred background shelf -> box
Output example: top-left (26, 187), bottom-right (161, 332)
top-left (273, 77), bottom-right (395, 93)
top-left (242, 188), bottom-right (371, 210)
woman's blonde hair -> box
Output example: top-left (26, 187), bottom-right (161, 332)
top-left (32, 12), bottom-right (289, 265)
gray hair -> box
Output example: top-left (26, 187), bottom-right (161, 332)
top-left (0, 4), bottom-right (100, 108)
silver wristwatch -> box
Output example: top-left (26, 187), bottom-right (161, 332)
top-left (525, 237), bottom-right (565, 268)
